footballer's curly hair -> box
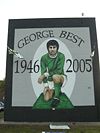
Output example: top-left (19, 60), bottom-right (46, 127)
top-left (47, 40), bottom-right (59, 50)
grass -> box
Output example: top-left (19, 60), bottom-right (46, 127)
top-left (0, 111), bottom-right (4, 119)
top-left (0, 124), bottom-right (100, 133)
top-left (0, 80), bottom-right (5, 99)
top-left (69, 126), bottom-right (100, 133)
top-left (0, 124), bottom-right (43, 133)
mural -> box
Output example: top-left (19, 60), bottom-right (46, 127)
top-left (5, 18), bottom-right (100, 122)
top-left (12, 28), bottom-right (94, 108)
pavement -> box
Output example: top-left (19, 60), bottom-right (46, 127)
top-left (0, 118), bottom-right (100, 126)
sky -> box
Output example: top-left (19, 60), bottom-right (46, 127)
top-left (0, 0), bottom-right (100, 80)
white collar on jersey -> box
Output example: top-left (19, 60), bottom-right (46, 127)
top-left (49, 53), bottom-right (58, 58)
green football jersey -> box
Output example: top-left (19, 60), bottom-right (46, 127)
top-left (40, 52), bottom-right (65, 82)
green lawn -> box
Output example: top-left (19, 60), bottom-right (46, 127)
top-left (0, 111), bottom-right (4, 119)
top-left (0, 124), bottom-right (100, 133)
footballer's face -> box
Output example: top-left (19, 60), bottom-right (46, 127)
top-left (48, 45), bottom-right (58, 56)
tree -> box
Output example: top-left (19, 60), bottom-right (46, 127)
top-left (0, 80), bottom-right (5, 100)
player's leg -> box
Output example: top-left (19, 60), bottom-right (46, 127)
top-left (52, 74), bottom-right (64, 97)
top-left (43, 84), bottom-right (54, 101)
top-left (51, 74), bottom-right (64, 108)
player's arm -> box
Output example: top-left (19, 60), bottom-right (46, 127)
top-left (38, 56), bottom-right (48, 84)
